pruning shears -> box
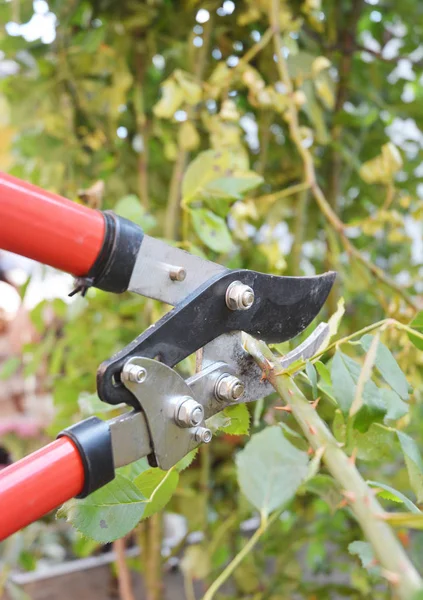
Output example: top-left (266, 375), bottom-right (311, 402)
top-left (0, 172), bottom-right (335, 540)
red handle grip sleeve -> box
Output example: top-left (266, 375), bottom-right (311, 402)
top-left (0, 172), bottom-right (105, 276)
top-left (0, 437), bottom-right (85, 540)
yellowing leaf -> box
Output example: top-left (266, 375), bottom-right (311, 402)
top-left (179, 121), bottom-right (200, 151)
top-left (314, 71), bottom-right (335, 110)
top-left (182, 149), bottom-right (252, 203)
top-left (174, 69), bottom-right (202, 105)
top-left (359, 143), bottom-right (403, 185)
top-left (153, 79), bottom-right (184, 119)
top-left (180, 545), bottom-right (211, 580)
top-left (311, 56), bottom-right (331, 77)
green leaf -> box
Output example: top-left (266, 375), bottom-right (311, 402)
top-left (203, 173), bottom-right (263, 200)
top-left (331, 351), bottom-right (385, 428)
top-left (236, 426), bottom-right (309, 517)
top-left (408, 312), bottom-right (423, 351)
top-left (350, 333), bottom-right (379, 417)
top-left (191, 208), bottom-right (233, 253)
top-left (58, 475), bottom-right (146, 543)
top-left (397, 431), bottom-right (423, 502)
top-left (303, 474), bottom-right (342, 512)
top-left (349, 423), bottom-right (397, 462)
top-left (331, 351), bottom-right (356, 415)
top-left (78, 392), bottom-right (117, 417)
top-left (306, 361), bottom-right (318, 399)
top-left (220, 404), bottom-right (250, 435)
top-left (348, 541), bottom-right (379, 574)
top-left (367, 481), bottom-right (420, 513)
top-left (114, 195), bottom-right (156, 231)
top-left (134, 467), bottom-right (179, 520)
top-left (315, 361), bottom-right (331, 386)
top-left (0, 356), bottom-right (20, 379)
top-left (381, 389), bottom-right (409, 422)
top-left (176, 449), bottom-right (198, 472)
top-left (382, 512), bottom-right (423, 530)
top-left (360, 335), bottom-right (409, 400)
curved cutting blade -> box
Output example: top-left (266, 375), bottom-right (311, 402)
top-left (237, 270), bottom-right (336, 343)
top-left (98, 269), bottom-right (336, 407)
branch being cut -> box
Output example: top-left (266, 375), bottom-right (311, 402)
top-left (244, 335), bottom-right (423, 600)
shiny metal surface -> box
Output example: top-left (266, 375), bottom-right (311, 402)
top-left (128, 235), bottom-right (226, 305)
top-left (121, 357), bottom-right (206, 469)
top-left (109, 411), bottom-right (152, 468)
top-left (225, 281), bottom-right (255, 311)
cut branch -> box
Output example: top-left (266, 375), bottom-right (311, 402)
top-left (244, 335), bottom-right (423, 600)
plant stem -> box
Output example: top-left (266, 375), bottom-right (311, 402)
top-left (202, 508), bottom-right (283, 600)
top-left (146, 513), bottom-right (163, 600)
top-left (254, 181), bottom-right (310, 208)
top-left (164, 16), bottom-right (213, 241)
top-left (134, 45), bottom-right (150, 209)
top-left (165, 151), bottom-right (187, 240)
top-left (269, 0), bottom-right (418, 311)
top-left (291, 188), bottom-right (309, 275)
top-left (113, 538), bottom-right (136, 600)
top-left (244, 335), bottom-right (423, 600)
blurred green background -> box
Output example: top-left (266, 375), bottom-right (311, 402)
top-left (0, 0), bottom-right (423, 598)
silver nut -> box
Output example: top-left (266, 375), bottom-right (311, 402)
top-left (194, 427), bottom-right (212, 444)
top-left (169, 266), bottom-right (187, 282)
top-left (122, 364), bottom-right (147, 384)
top-left (175, 396), bottom-right (204, 427)
top-left (215, 374), bottom-right (245, 402)
top-left (225, 281), bottom-right (255, 311)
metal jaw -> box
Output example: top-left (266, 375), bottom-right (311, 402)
top-left (114, 323), bottom-right (329, 471)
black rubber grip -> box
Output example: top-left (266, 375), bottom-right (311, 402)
top-left (58, 417), bottom-right (115, 498)
top-left (69, 212), bottom-right (144, 296)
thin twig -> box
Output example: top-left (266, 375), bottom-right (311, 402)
top-left (113, 538), bottom-right (136, 600)
top-left (202, 508), bottom-right (284, 600)
top-left (134, 44), bottom-right (150, 209)
top-left (164, 16), bottom-right (214, 241)
top-left (244, 335), bottom-right (423, 600)
top-left (254, 181), bottom-right (310, 207)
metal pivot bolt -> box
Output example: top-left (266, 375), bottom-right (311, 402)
top-left (122, 363), bottom-right (147, 384)
top-left (175, 396), bottom-right (204, 428)
top-left (194, 427), bottom-right (212, 444)
top-left (225, 281), bottom-right (255, 311)
top-left (169, 265), bottom-right (187, 282)
top-left (215, 374), bottom-right (245, 402)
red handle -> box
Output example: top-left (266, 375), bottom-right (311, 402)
top-left (0, 172), bottom-right (105, 276)
top-left (0, 437), bottom-right (85, 540)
